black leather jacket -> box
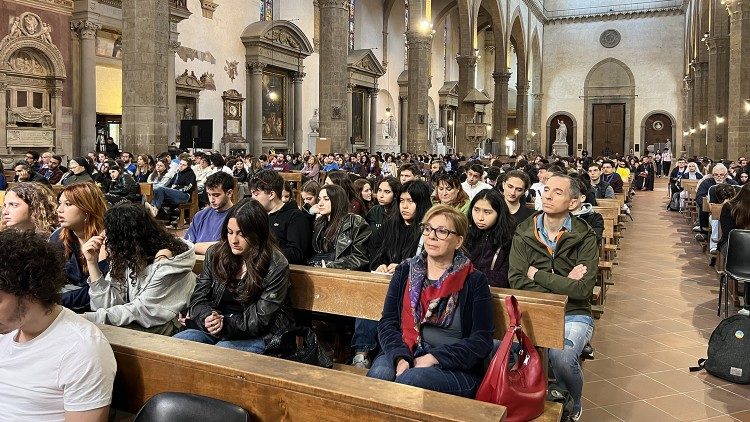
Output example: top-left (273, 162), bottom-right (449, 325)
top-left (310, 213), bottom-right (371, 270)
top-left (107, 173), bottom-right (140, 200)
top-left (187, 246), bottom-right (294, 341)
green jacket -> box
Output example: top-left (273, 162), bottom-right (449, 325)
top-left (508, 211), bottom-right (599, 316)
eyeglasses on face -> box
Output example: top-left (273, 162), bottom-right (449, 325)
top-left (419, 223), bottom-right (457, 240)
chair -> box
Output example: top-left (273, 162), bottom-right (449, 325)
top-left (719, 229), bottom-right (750, 317)
top-left (133, 392), bottom-right (249, 422)
top-left (176, 190), bottom-right (199, 229)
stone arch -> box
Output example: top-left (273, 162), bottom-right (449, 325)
top-left (546, 111), bottom-right (577, 157)
top-left (0, 40), bottom-right (67, 79)
top-left (640, 110), bottom-right (676, 154)
top-left (583, 58), bottom-right (636, 157)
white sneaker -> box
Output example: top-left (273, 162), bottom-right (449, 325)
top-left (739, 308), bottom-right (750, 316)
top-left (145, 203), bottom-right (158, 218)
top-left (351, 353), bottom-right (370, 369)
top-left (570, 407), bottom-right (582, 421)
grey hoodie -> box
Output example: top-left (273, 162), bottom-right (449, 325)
top-left (87, 239), bottom-right (197, 328)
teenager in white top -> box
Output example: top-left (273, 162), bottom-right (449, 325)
top-left (0, 230), bottom-right (116, 422)
top-left (461, 163), bottom-right (491, 201)
top-left (661, 147), bottom-right (673, 177)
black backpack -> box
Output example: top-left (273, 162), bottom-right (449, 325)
top-left (690, 315), bottom-right (750, 384)
top-left (667, 192), bottom-right (681, 212)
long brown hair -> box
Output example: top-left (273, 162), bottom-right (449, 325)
top-left (58, 183), bottom-right (107, 273)
top-left (314, 184), bottom-right (350, 250)
top-left (1, 182), bottom-right (58, 234)
top-left (211, 198), bottom-right (279, 302)
top-left (730, 183), bottom-right (750, 228)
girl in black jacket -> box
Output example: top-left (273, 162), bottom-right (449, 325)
top-left (464, 189), bottom-right (516, 288)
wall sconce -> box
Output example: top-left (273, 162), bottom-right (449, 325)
top-left (513, 129), bottom-right (520, 134)
top-left (385, 108), bottom-right (391, 118)
top-left (486, 124), bottom-right (492, 131)
top-left (699, 122), bottom-right (707, 130)
top-left (531, 132), bottom-right (537, 137)
top-left (716, 116), bottom-right (725, 124)
top-left (745, 99), bottom-right (750, 113)
top-left (447, 120), bottom-right (453, 126)
top-left (683, 131), bottom-right (690, 136)
top-left (690, 128), bottom-right (696, 134)
top-left (419, 20), bottom-right (434, 35)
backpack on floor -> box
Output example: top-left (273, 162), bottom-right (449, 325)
top-left (690, 315), bottom-right (750, 384)
top-left (667, 192), bottom-right (681, 212)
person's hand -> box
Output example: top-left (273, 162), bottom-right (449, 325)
top-left (527, 266), bottom-right (539, 280)
top-left (414, 354), bottom-right (439, 368)
top-left (82, 235), bottom-right (105, 263)
top-left (375, 264), bottom-right (388, 273)
top-left (385, 263), bottom-right (398, 273)
top-left (395, 358), bottom-right (410, 376)
top-left (16, 169), bottom-right (29, 181)
top-left (178, 312), bottom-right (189, 327)
top-left (568, 264), bottom-right (588, 281)
top-left (204, 311), bottom-right (224, 336)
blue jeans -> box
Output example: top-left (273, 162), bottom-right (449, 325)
top-left (173, 328), bottom-right (266, 354)
top-left (351, 318), bottom-right (379, 353)
top-left (367, 353), bottom-right (483, 398)
top-left (549, 315), bottom-right (594, 413)
top-left (152, 186), bottom-right (190, 209)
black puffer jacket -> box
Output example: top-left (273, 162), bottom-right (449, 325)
top-left (107, 173), bottom-right (140, 200)
top-left (187, 246), bottom-right (294, 341)
top-left (309, 213), bottom-right (371, 270)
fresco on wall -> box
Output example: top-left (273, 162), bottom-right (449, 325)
top-left (262, 72), bottom-right (285, 139)
top-left (96, 31), bottom-right (122, 59)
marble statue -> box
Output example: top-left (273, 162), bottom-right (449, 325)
top-left (555, 119), bottom-right (568, 143)
top-left (388, 115), bottom-right (398, 139)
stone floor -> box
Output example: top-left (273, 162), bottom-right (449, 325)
top-left (579, 179), bottom-right (750, 422)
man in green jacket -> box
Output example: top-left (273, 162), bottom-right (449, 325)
top-left (509, 173), bottom-right (598, 422)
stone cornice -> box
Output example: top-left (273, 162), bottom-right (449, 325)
top-left (97, 0), bottom-right (121, 8)
top-left (6, 0), bottom-right (73, 14)
top-left (546, 6), bottom-right (683, 24)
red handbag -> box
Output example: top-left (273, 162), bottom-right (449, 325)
top-left (475, 295), bottom-right (547, 422)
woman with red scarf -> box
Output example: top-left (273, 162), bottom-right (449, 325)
top-left (367, 205), bottom-right (494, 397)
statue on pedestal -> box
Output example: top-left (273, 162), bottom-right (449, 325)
top-left (555, 119), bottom-right (568, 143)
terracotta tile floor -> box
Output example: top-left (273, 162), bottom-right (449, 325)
top-left (579, 179), bottom-right (750, 422)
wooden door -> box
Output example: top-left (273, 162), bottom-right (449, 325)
top-left (592, 103), bottom-right (625, 157)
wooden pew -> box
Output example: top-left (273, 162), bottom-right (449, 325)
top-left (176, 190), bottom-right (200, 229)
top-left (101, 325), bottom-right (507, 421)
top-left (139, 182), bottom-right (153, 204)
top-left (280, 171), bottom-right (303, 205)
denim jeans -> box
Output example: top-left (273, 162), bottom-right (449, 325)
top-left (152, 186), bottom-right (190, 209)
top-left (367, 353), bottom-right (482, 398)
top-left (710, 218), bottom-right (720, 250)
top-left (174, 328), bottom-right (266, 354)
top-left (351, 318), bottom-right (379, 353)
top-left (549, 315), bottom-right (594, 414)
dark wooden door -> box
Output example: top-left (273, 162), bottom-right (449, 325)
top-left (592, 104), bottom-right (625, 157)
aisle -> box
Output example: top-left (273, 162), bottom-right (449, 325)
top-left (579, 179), bottom-right (750, 422)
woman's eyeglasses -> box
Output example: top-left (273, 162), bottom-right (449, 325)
top-left (419, 223), bottom-right (457, 240)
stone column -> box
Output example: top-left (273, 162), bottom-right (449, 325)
top-left (706, 33), bottom-right (730, 160)
top-left (406, 32), bottom-right (432, 153)
top-left (399, 96), bottom-right (408, 153)
top-left (492, 71), bottom-right (511, 154)
top-left (168, 40), bottom-right (180, 146)
top-left (726, 1), bottom-right (750, 160)
top-left (293, 72), bottom-right (305, 154)
top-left (247, 62), bottom-right (266, 156)
top-left (516, 83), bottom-right (528, 153)
top-left (319, 0), bottom-right (349, 152)
top-left (440, 106), bottom-right (448, 130)
top-left (531, 93), bottom-right (543, 153)
top-left (71, 20), bottom-right (100, 155)
top-left (347, 82), bottom-right (353, 150)
top-left (682, 76), bottom-right (694, 157)
top-left (691, 61), bottom-right (709, 157)
top-left (0, 81), bottom-right (7, 153)
top-left (369, 89), bottom-right (378, 151)
top-left (455, 55), bottom-right (477, 155)
top-left (122, 0), bottom-right (171, 157)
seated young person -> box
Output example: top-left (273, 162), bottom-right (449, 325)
top-left (185, 172), bottom-right (235, 255)
top-left (148, 158), bottom-right (172, 187)
top-left (81, 203), bottom-right (197, 336)
top-left (365, 176), bottom-right (399, 232)
top-left (300, 180), bottom-right (320, 216)
top-left (461, 164), bottom-right (491, 201)
top-left (464, 188), bottom-right (516, 288)
top-left (308, 184), bottom-right (371, 270)
top-left (145, 158), bottom-right (196, 217)
top-left (398, 163), bottom-right (421, 184)
top-left (249, 170), bottom-right (313, 264)
top-left (51, 183), bottom-right (109, 311)
top-left (367, 205), bottom-right (493, 398)
top-left (1, 182), bottom-right (58, 234)
top-left (572, 177), bottom-right (604, 244)
top-left (324, 170), bottom-right (366, 216)
top-left (13, 160), bottom-right (51, 185)
top-left (500, 169), bottom-right (535, 223)
top-left (353, 178), bottom-right (374, 214)
top-left (433, 172), bottom-right (470, 215)
top-left (104, 164), bottom-right (140, 206)
top-left (175, 198), bottom-right (294, 352)
top-left (0, 230), bottom-right (116, 422)
top-left (508, 173), bottom-right (598, 420)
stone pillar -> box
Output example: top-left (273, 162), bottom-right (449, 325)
top-left (691, 61), bottom-right (709, 157)
top-left (516, 83), bottom-right (528, 153)
top-left (440, 106), bottom-right (449, 130)
top-left (168, 40), bottom-right (180, 146)
top-left (399, 96), bottom-right (408, 153)
top-left (293, 72), bottom-right (305, 154)
top-left (71, 20), bottom-right (100, 155)
top-left (122, 0), bottom-right (171, 157)
top-left (455, 55), bottom-right (477, 155)
top-left (318, 0), bottom-right (349, 152)
top-left (369, 89), bottom-right (378, 151)
top-left (682, 76), bottom-right (694, 157)
top-left (727, 1), bottom-right (750, 160)
top-left (531, 93), bottom-right (543, 153)
top-left (247, 62), bottom-right (266, 156)
top-left (706, 33), bottom-right (730, 160)
top-left (492, 71), bottom-right (511, 154)
top-left (0, 81), bottom-right (7, 153)
top-left (347, 82), bottom-right (353, 150)
top-left (406, 32), bottom-right (432, 153)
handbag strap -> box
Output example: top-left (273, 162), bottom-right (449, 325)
top-left (504, 295), bottom-right (521, 329)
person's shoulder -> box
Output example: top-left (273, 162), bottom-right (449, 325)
top-left (55, 309), bottom-right (113, 356)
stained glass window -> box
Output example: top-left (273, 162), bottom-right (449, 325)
top-left (260, 0), bottom-right (273, 21)
top-left (348, 0), bottom-right (355, 50)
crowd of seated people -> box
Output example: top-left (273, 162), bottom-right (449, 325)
top-left (9, 143), bottom-right (750, 419)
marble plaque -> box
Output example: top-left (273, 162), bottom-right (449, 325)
top-left (227, 120), bottom-right (240, 134)
top-left (7, 129), bottom-right (54, 147)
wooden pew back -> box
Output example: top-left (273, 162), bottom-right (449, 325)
top-left (101, 325), bottom-right (507, 421)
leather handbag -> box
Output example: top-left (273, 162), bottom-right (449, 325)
top-left (475, 295), bottom-right (547, 422)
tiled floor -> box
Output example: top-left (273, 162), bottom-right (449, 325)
top-left (580, 179), bottom-right (750, 422)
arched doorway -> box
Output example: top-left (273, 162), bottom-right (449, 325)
top-left (583, 58), bottom-right (635, 157)
top-left (642, 111), bottom-right (675, 154)
top-left (546, 112), bottom-right (575, 157)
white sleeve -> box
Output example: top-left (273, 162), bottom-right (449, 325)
top-left (59, 337), bottom-right (117, 412)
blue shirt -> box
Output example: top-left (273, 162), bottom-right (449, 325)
top-left (535, 213), bottom-right (572, 252)
top-left (185, 207), bottom-right (231, 243)
top-left (322, 163), bottom-right (339, 172)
